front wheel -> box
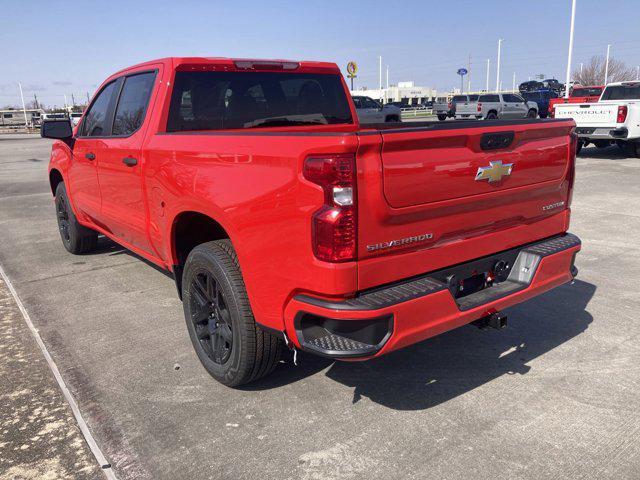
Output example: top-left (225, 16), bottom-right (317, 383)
top-left (54, 183), bottom-right (98, 254)
top-left (182, 240), bottom-right (282, 387)
top-left (437, 114), bottom-right (447, 121)
top-left (527, 109), bottom-right (537, 118)
top-left (385, 115), bottom-right (400, 122)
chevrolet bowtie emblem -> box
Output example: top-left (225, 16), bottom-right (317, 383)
top-left (475, 160), bottom-right (513, 183)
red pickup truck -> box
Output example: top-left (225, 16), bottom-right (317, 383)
top-left (42, 57), bottom-right (581, 386)
top-left (549, 85), bottom-right (604, 118)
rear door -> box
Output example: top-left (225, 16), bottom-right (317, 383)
top-left (502, 94), bottom-right (521, 118)
top-left (96, 68), bottom-right (159, 253)
top-left (359, 97), bottom-right (385, 123)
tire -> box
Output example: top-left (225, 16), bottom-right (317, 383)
top-left (437, 114), bottom-right (447, 121)
top-left (576, 139), bottom-right (583, 156)
top-left (385, 115), bottom-right (399, 122)
top-left (539, 113), bottom-right (547, 119)
top-left (486, 111), bottom-right (498, 120)
top-left (593, 140), bottom-right (609, 149)
top-left (625, 141), bottom-right (640, 158)
top-left (182, 240), bottom-right (282, 387)
top-left (527, 109), bottom-right (537, 118)
top-left (54, 183), bottom-right (98, 254)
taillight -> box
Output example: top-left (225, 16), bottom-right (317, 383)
top-left (567, 131), bottom-right (577, 206)
top-left (303, 155), bottom-right (356, 262)
top-left (550, 105), bottom-right (555, 118)
top-left (477, 102), bottom-right (482, 112)
top-left (617, 105), bottom-right (628, 123)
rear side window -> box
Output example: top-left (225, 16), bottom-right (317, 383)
top-left (600, 84), bottom-right (640, 100)
top-left (81, 81), bottom-right (118, 136)
top-left (479, 95), bottom-right (500, 102)
top-left (468, 95), bottom-right (479, 101)
top-left (167, 71), bottom-right (353, 131)
top-left (571, 87), bottom-right (602, 97)
top-left (503, 94), bottom-right (522, 102)
top-left (112, 72), bottom-right (156, 136)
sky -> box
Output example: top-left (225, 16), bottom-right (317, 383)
top-left (2, 0), bottom-right (640, 108)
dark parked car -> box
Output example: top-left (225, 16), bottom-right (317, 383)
top-left (522, 89), bottom-right (558, 118)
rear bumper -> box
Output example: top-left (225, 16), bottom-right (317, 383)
top-left (576, 126), bottom-right (628, 139)
top-left (284, 233), bottom-right (581, 359)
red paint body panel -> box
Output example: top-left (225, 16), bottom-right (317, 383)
top-left (49, 57), bottom-right (579, 359)
top-left (284, 245), bottom-right (580, 355)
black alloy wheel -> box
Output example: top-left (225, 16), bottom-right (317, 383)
top-left (56, 193), bottom-right (71, 243)
top-left (189, 270), bottom-right (233, 365)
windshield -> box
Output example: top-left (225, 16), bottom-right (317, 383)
top-left (571, 87), bottom-right (603, 97)
top-left (600, 84), bottom-right (640, 101)
top-left (167, 71), bottom-right (352, 131)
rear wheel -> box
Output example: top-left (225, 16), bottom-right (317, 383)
top-left (182, 240), bottom-right (282, 387)
top-left (625, 141), bottom-right (640, 158)
top-left (54, 183), bottom-right (98, 254)
top-left (437, 114), bottom-right (447, 121)
top-left (576, 139), bottom-right (583, 155)
top-left (486, 111), bottom-right (498, 120)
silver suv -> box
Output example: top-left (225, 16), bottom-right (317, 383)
top-left (455, 93), bottom-right (538, 120)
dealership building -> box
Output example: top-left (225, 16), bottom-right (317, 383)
top-left (350, 81), bottom-right (446, 105)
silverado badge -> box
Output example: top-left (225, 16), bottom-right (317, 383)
top-left (475, 160), bottom-right (513, 183)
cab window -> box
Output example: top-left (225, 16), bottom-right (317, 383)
top-left (81, 81), bottom-right (118, 137)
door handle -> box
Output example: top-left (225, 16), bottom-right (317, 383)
top-left (85, 152), bottom-right (95, 160)
top-left (122, 157), bottom-right (138, 167)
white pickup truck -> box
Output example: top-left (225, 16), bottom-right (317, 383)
top-left (554, 81), bottom-right (640, 156)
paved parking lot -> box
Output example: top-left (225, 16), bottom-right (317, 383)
top-left (1, 134), bottom-right (639, 479)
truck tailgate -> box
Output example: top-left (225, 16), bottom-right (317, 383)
top-left (356, 120), bottom-right (575, 289)
top-left (555, 103), bottom-right (618, 125)
top-left (454, 101), bottom-right (478, 116)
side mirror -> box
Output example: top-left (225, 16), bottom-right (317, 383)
top-left (41, 119), bottom-right (73, 140)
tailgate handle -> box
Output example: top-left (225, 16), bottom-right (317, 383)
top-left (579, 105), bottom-right (591, 108)
top-left (480, 131), bottom-right (515, 151)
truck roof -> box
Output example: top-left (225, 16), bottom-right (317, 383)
top-left (111, 57), bottom-right (341, 77)
top-left (603, 81), bottom-right (640, 87)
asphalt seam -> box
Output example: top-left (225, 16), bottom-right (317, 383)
top-left (0, 262), bottom-right (118, 480)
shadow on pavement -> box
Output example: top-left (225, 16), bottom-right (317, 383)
top-left (250, 280), bottom-right (595, 410)
top-left (579, 144), bottom-right (628, 159)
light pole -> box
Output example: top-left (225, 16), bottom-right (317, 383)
top-left (18, 83), bottom-right (28, 128)
top-left (564, 0), bottom-right (576, 98)
top-left (637, 66), bottom-right (639, 80)
top-left (386, 65), bottom-right (389, 89)
top-left (378, 56), bottom-right (382, 100)
top-left (496, 39), bottom-right (503, 92)
top-left (512, 72), bottom-right (516, 92)
top-left (604, 44), bottom-right (611, 84)
top-left (485, 58), bottom-right (490, 92)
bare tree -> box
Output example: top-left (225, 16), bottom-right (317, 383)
top-left (573, 55), bottom-right (637, 85)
